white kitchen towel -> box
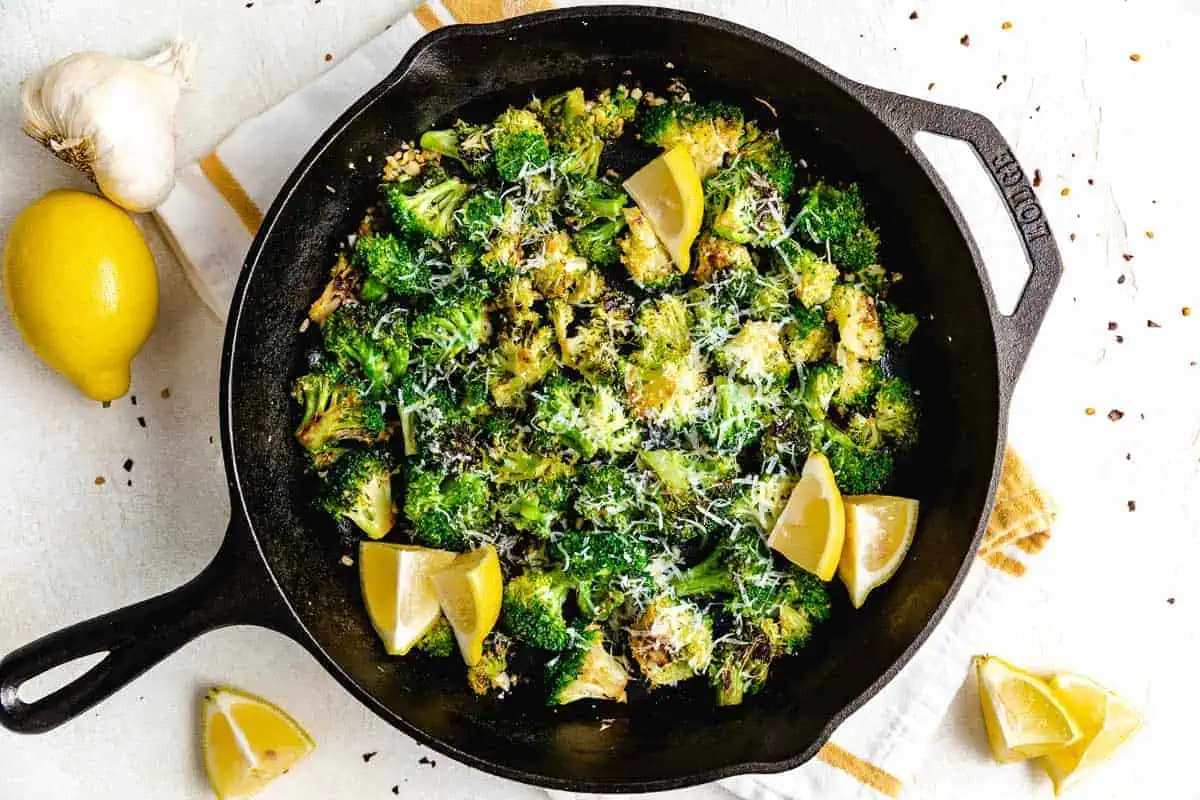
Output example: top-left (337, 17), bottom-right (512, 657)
top-left (153, 2), bottom-right (1057, 797)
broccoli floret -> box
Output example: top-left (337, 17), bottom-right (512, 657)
top-left (546, 623), bottom-right (630, 706)
top-left (495, 276), bottom-right (540, 328)
top-left (846, 412), bottom-right (884, 450)
top-left (419, 120), bottom-right (494, 178)
top-left (484, 423), bottom-right (573, 484)
top-left (619, 206), bottom-right (679, 292)
top-left (479, 230), bottom-right (525, 284)
top-left (735, 125), bottom-right (796, 195)
top-left (497, 476), bottom-right (573, 537)
top-left (530, 232), bottom-right (606, 305)
top-left (308, 252), bottom-right (360, 325)
top-left (572, 217), bottom-right (627, 268)
top-left (693, 233), bottom-right (757, 287)
top-left (564, 177), bottom-right (628, 227)
top-left (590, 85), bottom-right (640, 140)
top-left (702, 377), bottom-right (769, 453)
top-left (625, 347), bottom-right (712, 429)
top-left (880, 302), bottom-right (919, 346)
top-left (292, 365), bottom-right (386, 458)
top-left (322, 303), bottom-right (410, 392)
top-left (501, 570), bottom-right (573, 650)
top-left (747, 271), bottom-right (792, 323)
top-left (708, 624), bottom-right (777, 706)
top-left (319, 447), bottom-right (396, 539)
top-left (541, 88), bottom-right (605, 178)
top-left (456, 188), bottom-right (504, 246)
top-left (833, 354), bottom-right (884, 413)
top-left (781, 306), bottom-right (834, 367)
top-left (731, 472), bottom-right (799, 534)
top-left (410, 282), bottom-right (491, 363)
top-left (402, 466), bottom-right (492, 550)
top-left (827, 283), bottom-right (885, 361)
top-left (704, 164), bottom-right (788, 246)
top-left (575, 464), bottom-right (653, 533)
top-left (532, 376), bottom-right (638, 459)
top-left (685, 286), bottom-right (741, 353)
top-left (633, 293), bottom-right (694, 366)
top-left (415, 616), bottom-right (456, 657)
top-left (802, 362), bottom-right (842, 420)
top-left (758, 401), bottom-right (821, 474)
top-left (795, 182), bottom-right (880, 268)
top-left (716, 321), bottom-right (792, 385)
top-left (874, 377), bottom-right (918, 448)
top-left (774, 239), bottom-right (838, 309)
top-left (768, 570), bottom-right (833, 653)
top-left (638, 101), bottom-right (745, 178)
top-left (551, 292), bottom-right (634, 383)
top-left (385, 175), bottom-right (470, 240)
top-left (352, 234), bottom-right (430, 303)
top-left (628, 598), bottom-right (715, 688)
top-left (554, 527), bottom-right (652, 580)
top-left (488, 324), bottom-right (558, 408)
top-left (467, 633), bottom-right (515, 695)
top-left (639, 449), bottom-right (737, 501)
top-left (400, 376), bottom-right (491, 463)
top-left (820, 422), bottom-right (894, 494)
top-left (491, 108), bottom-right (551, 181)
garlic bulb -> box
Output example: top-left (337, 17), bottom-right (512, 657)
top-left (20, 41), bottom-right (196, 212)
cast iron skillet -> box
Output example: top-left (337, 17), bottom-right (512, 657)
top-left (0, 7), bottom-right (1061, 792)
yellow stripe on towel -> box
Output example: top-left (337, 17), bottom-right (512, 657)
top-left (441, 0), bottom-right (553, 23)
top-left (198, 153), bottom-right (264, 236)
top-left (414, 2), bottom-right (445, 30)
top-left (817, 742), bottom-right (903, 798)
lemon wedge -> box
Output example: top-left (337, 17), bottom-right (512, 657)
top-left (431, 544), bottom-right (503, 666)
top-left (623, 144), bottom-right (704, 274)
top-left (360, 542), bottom-right (456, 655)
top-left (975, 655), bottom-right (1082, 762)
top-left (767, 452), bottom-right (845, 580)
top-left (201, 686), bottom-right (315, 800)
top-left (837, 495), bottom-right (919, 608)
top-left (1041, 673), bottom-right (1143, 795)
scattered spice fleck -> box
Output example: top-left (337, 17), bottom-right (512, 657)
top-left (209, 436), bottom-right (215, 444)
top-left (1183, 307), bottom-right (1192, 317)
top-left (1126, 453), bottom-right (1132, 461)
top-left (94, 476), bottom-right (106, 485)
top-left (340, 555), bottom-right (354, 567)
top-left (1032, 169), bottom-right (1042, 187)
top-left (324, 53), bottom-right (333, 62)
top-left (160, 387), bottom-right (171, 399)
top-left (137, 416), bottom-right (146, 428)
top-left (1147, 319), bottom-right (1161, 328)
top-left (127, 480), bottom-right (132, 487)
top-left (1127, 500), bottom-right (1137, 512)
top-left (1001, 20), bottom-right (1013, 30)
top-left (392, 788), bottom-right (399, 796)
top-left (1107, 409), bottom-right (1125, 422)
top-left (102, 400), bottom-right (112, 409)
top-left (1117, 274), bottom-right (1126, 285)
top-left (960, 34), bottom-right (971, 46)
top-left (996, 74), bottom-right (1008, 89)
top-left (362, 752), bottom-right (377, 763)
top-left (1115, 335), bottom-right (1124, 343)
top-left (131, 395), bottom-right (137, 406)
top-left (1107, 322), bottom-right (1118, 331)
top-left (1085, 407), bottom-right (1096, 416)
top-left (1035, 105), bottom-right (1041, 112)
top-left (245, 1), bottom-right (253, 6)
top-left (1122, 253), bottom-right (1134, 262)
top-left (1146, 230), bottom-right (1155, 239)
top-left (909, 10), bottom-right (918, 19)
top-left (927, 82), bottom-right (936, 91)
top-left (1129, 53), bottom-right (1141, 62)
top-left (418, 756), bottom-right (437, 767)
top-left (1069, 232), bottom-right (1076, 241)
top-left (1168, 597), bottom-right (1176, 605)
top-left (123, 458), bottom-right (134, 472)
top-left (1060, 187), bottom-right (1070, 197)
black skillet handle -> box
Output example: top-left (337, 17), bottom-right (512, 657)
top-left (859, 88), bottom-right (1063, 397)
top-left (0, 520), bottom-right (297, 734)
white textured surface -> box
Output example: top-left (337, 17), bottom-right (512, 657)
top-left (0, 2), bottom-right (1197, 799)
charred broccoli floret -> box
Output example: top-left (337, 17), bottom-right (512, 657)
top-left (702, 377), bottom-right (770, 453)
top-left (501, 569), bottom-right (573, 650)
top-left (619, 206), bottom-right (679, 291)
top-left (456, 188), bottom-right (505, 246)
top-left (410, 282), bottom-right (491, 364)
top-left (497, 476), bottom-right (573, 538)
top-left (708, 624), bottom-right (777, 706)
top-left (488, 324), bottom-right (558, 408)
top-left (309, 252), bottom-right (360, 325)
top-left (802, 362), bottom-right (842, 420)
top-left (638, 101), bottom-right (745, 178)
top-left (491, 108), bottom-right (551, 181)
top-left (704, 162), bottom-right (788, 246)
top-left (530, 231), bottom-right (606, 305)
top-left (833, 354), bottom-right (884, 413)
top-left (735, 125), bottom-right (796, 195)
top-left (467, 634), bottom-right (515, 695)
top-left (625, 347), bottom-right (713, 429)
top-left (414, 616), bottom-right (456, 657)
top-left (633, 293), bottom-right (694, 366)
top-left (551, 292), bottom-right (634, 383)
top-left (590, 85), bottom-right (640, 140)
top-left (353, 233), bottom-right (431, 303)
top-left (774, 238), bottom-right (838, 309)
top-left (693, 233), bottom-right (757, 287)
top-left (532, 376), bottom-right (639, 459)
top-left (795, 182), bottom-right (880, 268)
top-left (319, 447), bottom-right (396, 539)
top-left (385, 174), bottom-right (471, 240)
top-left (628, 597), bottom-right (715, 688)
top-left (880, 301), bottom-right (919, 346)
top-left (546, 623), bottom-right (630, 705)
top-left (322, 303), bottom-right (410, 392)
top-left (541, 88), bottom-right (605, 178)
top-left (685, 286), bottom-right (741, 353)
top-left (292, 365), bottom-right (386, 459)
top-left (731, 471), bottom-right (799, 534)
top-left (572, 217), bottom-right (627, 268)
top-left (419, 120), bottom-right (494, 178)
top-left (781, 306), bottom-right (834, 367)
top-left (402, 466), bottom-right (492, 550)
top-left (575, 464), bottom-right (654, 533)
top-left (819, 422), bottom-right (895, 494)
top-left (716, 321), bottom-right (792, 385)
top-left (874, 377), bottom-right (918, 448)
top-left (827, 282), bottom-right (885, 361)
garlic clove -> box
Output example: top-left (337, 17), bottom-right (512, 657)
top-left (19, 41), bottom-right (196, 212)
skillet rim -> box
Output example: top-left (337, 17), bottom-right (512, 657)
top-left (222, 5), bottom-right (1009, 791)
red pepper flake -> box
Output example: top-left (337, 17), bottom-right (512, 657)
top-left (1146, 230), bottom-right (1155, 239)
top-left (1122, 253), bottom-right (1134, 261)
top-left (1085, 407), bottom-right (1096, 416)
top-left (1107, 409), bottom-right (1125, 422)
top-left (1002, 21), bottom-right (1013, 30)
top-left (1032, 168), bottom-right (1042, 187)
top-left (324, 53), bottom-right (333, 62)
top-left (1060, 187), bottom-right (1070, 196)
top-left (1129, 53), bottom-right (1141, 62)
top-left (960, 34), bottom-right (971, 46)
top-left (160, 387), bottom-right (171, 399)
top-left (1107, 321), bottom-right (1118, 331)
top-left (909, 10), bottom-right (918, 19)
top-left (1127, 500), bottom-right (1137, 511)
top-left (94, 476), bottom-right (106, 486)
top-left (1147, 319), bottom-right (1161, 328)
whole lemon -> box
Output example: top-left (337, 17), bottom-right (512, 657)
top-left (3, 189), bottom-right (158, 401)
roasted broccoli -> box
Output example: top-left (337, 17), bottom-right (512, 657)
top-left (322, 303), bottom-right (411, 392)
top-left (820, 422), bottom-right (895, 494)
top-left (419, 120), bottom-right (494, 178)
top-left (781, 306), bottom-right (834, 367)
top-left (708, 624), bottom-right (777, 706)
top-left (491, 108), bottom-right (551, 181)
top-left (575, 464), bottom-right (654, 533)
top-left (292, 364), bottom-right (387, 460)
top-left (880, 301), bottom-right (919, 346)
top-left (353, 233), bottom-right (431, 302)
top-left (774, 238), bottom-right (838, 309)
top-left (624, 347), bottom-right (712, 429)
top-left (554, 526), bottom-right (652, 580)
top-left (572, 217), bottom-right (627, 268)
top-left (685, 286), bottom-right (741, 353)
top-left (546, 623), bottom-right (630, 705)
top-left (795, 182), bottom-right (880, 268)
top-left (704, 161), bottom-right (788, 246)
top-left (456, 188), bottom-right (505, 246)
top-left (541, 88), bottom-right (605, 178)
top-left (693, 233), bottom-right (757, 288)
top-left (532, 376), bottom-right (639, 459)
top-left (563, 177), bottom-right (628, 227)
top-left (385, 173), bottom-right (471, 240)
top-left (628, 598), bottom-right (715, 688)
top-left (410, 282), bottom-right (491, 363)
top-left (827, 282), bottom-right (885, 361)
top-left (736, 125), bottom-right (796, 195)
top-left (497, 476), bottom-right (573, 537)
top-left (488, 324), bottom-right (558, 408)
top-left (319, 447), bottom-right (396, 539)
top-left (833, 354), bottom-right (883, 414)
top-left (620, 206), bottom-right (679, 291)
top-left (638, 101), bottom-right (745, 178)
top-left (415, 616), bottom-right (457, 657)
top-left (501, 569), bottom-right (573, 650)
top-left (702, 377), bottom-right (770, 453)
top-left (716, 321), bottom-right (793, 385)
top-left (403, 466), bottom-right (492, 550)
top-left (467, 634), bottom-right (515, 695)
top-left (590, 85), bottom-right (640, 139)
top-left (873, 377), bottom-right (918, 448)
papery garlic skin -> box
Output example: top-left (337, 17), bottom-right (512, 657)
top-left (20, 41), bottom-right (196, 212)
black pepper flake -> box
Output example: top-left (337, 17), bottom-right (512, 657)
top-left (1147, 319), bottom-right (1161, 328)
top-left (960, 34), bottom-right (971, 46)
top-left (102, 401), bottom-right (112, 408)
top-left (245, 1), bottom-right (253, 6)
top-left (1167, 597), bottom-right (1176, 605)
top-left (161, 387), bottom-right (171, 399)
top-left (1032, 169), bottom-right (1042, 187)
top-left (1035, 105), bottom-right (1041, 112)
top-left (1127, 500), bottom-right (1136, 512)
top-left (1107, 321), bottom-right (1118, 331)
top-left (209, 435), bottom-right (215, 444)
top-left (1087, 178), bottom-right (1095, 186)
top-left (996, 74), bottom-right (1007, 89)
top-left (928, 82), bottom-right (936, 90)
top-left (1115, 335), bottom-right (1124, 343)
top-left (1107, 409), bottom-right (1124, 422)
top-left (418, 756), bottom-right (437, 767)
top-left (1117, 275), bottom-right (1126, 284)
top-left (123, 458), bottom-right (134, 472)
top-left (137, 416), bottom-right (147, 428)
top-left (1126, 453), bottom-right (1132, 460)
top-left (909, 10), bottom-right (918, 19)
top-left (1122, 253), bottom-right (1134, 262)
top-left (131, 395), bottom-right (137, 406)
top-left (1069, 233), bottom-right (1076, 241)
top-left (392, 788), bottom-right (399, 796)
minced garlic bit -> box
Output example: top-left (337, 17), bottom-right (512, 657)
top-left (382, 145), bottom-right (435, 181)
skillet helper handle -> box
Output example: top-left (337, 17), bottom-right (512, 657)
top-left (864, 89), bottom-right (1063, 394)
top-left (0, 522), bottom-right (293, 734)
